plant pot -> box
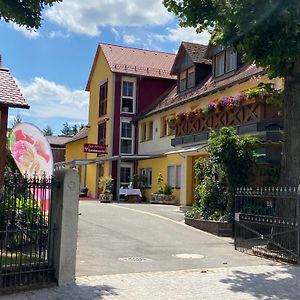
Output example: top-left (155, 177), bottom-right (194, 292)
top-left (99, 193), bottom-right (113, 203)
top-left (150, 194), bottom-right (177, 205)
top-left (185, 217), bottom-right (233, 237)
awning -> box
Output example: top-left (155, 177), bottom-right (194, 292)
top-left (164, 144), bottom-right (208, 155)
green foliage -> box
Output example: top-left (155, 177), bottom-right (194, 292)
top-left (60, 122), bottom-right (73, 136)
top-left (162, 184), bottom-right (173, 195)
top-left (163, 0), bottom-right (300, 78)
top-left (15, 196), bottom-right (43, 225)
top-left (98, 176), bottom-right (113, 194)
top-left (0, 0), bottom-right (62, 29)
top-left (193, 127), bottom-right (257, 220)
top-left (43, 125), bottom-right (53, 136)
top-left (10, 112), bottom-right (22, 128)
top-left (131, 174), bottom-right (147, 189)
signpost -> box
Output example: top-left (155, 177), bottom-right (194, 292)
top-left (84, 143), bottom-right (107, 154)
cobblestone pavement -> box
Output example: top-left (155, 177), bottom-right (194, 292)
top-left (2, 264), bottom-right (300, 300)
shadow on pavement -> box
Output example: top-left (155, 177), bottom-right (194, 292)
top-left (3, 283), bottom-right (118, 300)
top-left (220, 265), bottom-right (300, 299)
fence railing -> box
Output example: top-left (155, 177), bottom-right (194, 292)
top-left (235, 187), bottom-right (299, 263)
top-left (0, 173), bottom-right (54, 290)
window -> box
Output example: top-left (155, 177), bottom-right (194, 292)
top-left (98, 122), bottom-right (106, 145)
top-left (120, 120), bottom-right (133, 154)
top-left (161, 117), bottom-right (174, 137)
top-left (99, 81), bottom-right (108, 116)
top-left (122, 79), bottom-right (135, 113)
top-left (225, 48), bottom-right (237, 72)
top-left (215, 52), bottom-right (225, 77)
top-left (120, 166), bottom-right (132, 184)
top-left (140, 168), bottom-right (152, 187)
top-left (141, 123), bottom-right (147, 142)
top-left (187, 67), bottom-right (195, 89)
top-left (148, 121), bottom-right (153, 140)
top-left (179, 70), bottom-right (186, 92)
top-left (167, 165), bottom-right (181, 188)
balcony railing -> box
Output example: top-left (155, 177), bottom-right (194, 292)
top-left (175, 100), bottom-right (281, 137)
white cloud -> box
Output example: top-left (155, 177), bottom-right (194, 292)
top-left (111, 28), bottom-right (120, 40)
top-left (123, 34), bottom-right (141, 45)
top-left (9, 23), bottom-right (40, 39)
top-left (151, 25), bottom-right (211, 45)
top-left (15, 77), bottom-right (89, 121)
top-left (45, 0), bottom-right (173, 36)
top-left (48, 30), bottom-right (70, 39)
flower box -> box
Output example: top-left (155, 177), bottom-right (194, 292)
top-left (150, 194), bottom-right (178, 205)
top-left (185, 217), bottom-right (233, 237)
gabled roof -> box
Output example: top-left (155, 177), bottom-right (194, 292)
top-left (170, 42), bottom-right (211, 75)
top-left (0, 66), bottom-right (29, 109)
top-left (65, 126), bottom-right (88, 144)
top-left (86, 43), bottom-right (176, 91)
top-left (142, 64), bottom-right (265, 118)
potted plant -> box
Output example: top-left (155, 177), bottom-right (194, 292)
top-left (150, 173), bottom-right (177, 204)
top-left (166, 114), bottom-right (177, 129)
top-left (98, 175), bottom-right (113, 202)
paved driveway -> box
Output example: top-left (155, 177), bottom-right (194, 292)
top-left (76, 201), bottom-right (271, 277)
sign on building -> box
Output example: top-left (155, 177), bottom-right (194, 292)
top-left (84, 143), bottom-right (107, 154)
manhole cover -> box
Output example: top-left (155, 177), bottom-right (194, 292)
top-left (118, 257), bottom-right (152, 262)
top-left (174, 254), bottom-right (204, 259)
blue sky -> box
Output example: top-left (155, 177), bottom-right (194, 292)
top-left (4, 0), bottom-right (210, 135)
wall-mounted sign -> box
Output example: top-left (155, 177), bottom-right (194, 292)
top-left (84, 143), bottom-right (107, 154)
top-left (9, 123), bottom-right (54, 177)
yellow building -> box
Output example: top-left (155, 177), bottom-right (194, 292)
top-left (67, 43), bottom-right (176, 198)
top-left (137, 42), bottom-right (283, 207)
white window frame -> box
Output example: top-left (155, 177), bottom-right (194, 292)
top-left (120, 118), bottom-right (134, 154)
top-left (215, 52), bottom-right (225, 77)
top-left (120, 162), bottom-right (133, 185)
top-left (140, 167), bottom-right (152, 187)
top-left (225, 48), bottom-right (237, 72)
top-left (167, 165), bottom-right (182, 188)
top-left (121, 76), bottom-right (136, 114)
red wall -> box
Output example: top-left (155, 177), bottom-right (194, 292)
top-left (112, 74), bottom-right (175, 156)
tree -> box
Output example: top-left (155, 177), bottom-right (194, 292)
top-left (72, 124), bottom-right (78, 135)
top-left (60, 122), bottom-right (72, 136)
top-left (0, 0), bottom-right (62, 29)
top-left (43, 125), bottom-right (53, 136)
top-left (164, 0), bottom-right (300, 186)
top-left (10, 112), bottom-right (22, 127)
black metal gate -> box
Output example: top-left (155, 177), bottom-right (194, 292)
top-left (0, 173), bottom-right (55, 290)
top-left (235, 187), bottom-right (299, 263)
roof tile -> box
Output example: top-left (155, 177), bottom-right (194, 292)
top-left (0, 68), bottom-right (28, 108)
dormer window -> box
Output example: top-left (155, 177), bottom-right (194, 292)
top-left (214, 47), bottom-right (237, 78)
top-left (187, 67), bottom-right (195, 89)
top-left (179, 70), bottom-right (186, 92)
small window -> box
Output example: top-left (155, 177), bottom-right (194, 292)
top-left (140, 168), bottom-right (152, 187)
top-left (141, 123), bottom-right (147, 142)
top-left (121, 120), bottom-right (133, 154)
top-left (98, 122), bottom-right (106, 145)
top-left (148, 121), bottom-right (153, 140)
top-left (179, 70), bottom-right (187, 92)
top-left (99, 81), bottom-right (108, 116)
top-left (122, 79), bottom-right (135, 113)
top-left (120, 167), bottom-right (132, 184)
top-left (225, 48), bottom-right (237, 72)
top-left (187, 67), bottom-right (195, 89)
top-left (167, 165), bottom-right (181, 188)
top-left (215, 52), bottom-right (225, 77)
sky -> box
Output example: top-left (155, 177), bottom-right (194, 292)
top-left (3, 0), bottom-right (210, 135)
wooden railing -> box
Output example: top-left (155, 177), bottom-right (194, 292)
top-left (175, 100), bottom-right (280, 137)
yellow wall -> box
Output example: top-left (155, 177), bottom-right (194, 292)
top-left (138, 153), bottom-right (182, 201)
top-left (86, 48), bottom-right (114, 197)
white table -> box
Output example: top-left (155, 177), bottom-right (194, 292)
top-left (119, 188), bottom-right (142, 197)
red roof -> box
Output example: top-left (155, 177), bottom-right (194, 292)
top-left (142, 64), bottom-right (265, 118)
top-left (86, 43), bottom-right (176, 91)
top-left (0, 68), bottom-right (29, 108)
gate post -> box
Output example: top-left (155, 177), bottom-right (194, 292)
top-left (50, 169), bottom-right (80, 286)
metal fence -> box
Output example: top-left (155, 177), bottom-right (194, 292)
top-left (235, 187), bottom-right (299, 263)
top-left (0, 173), bottom-right (55, 290)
